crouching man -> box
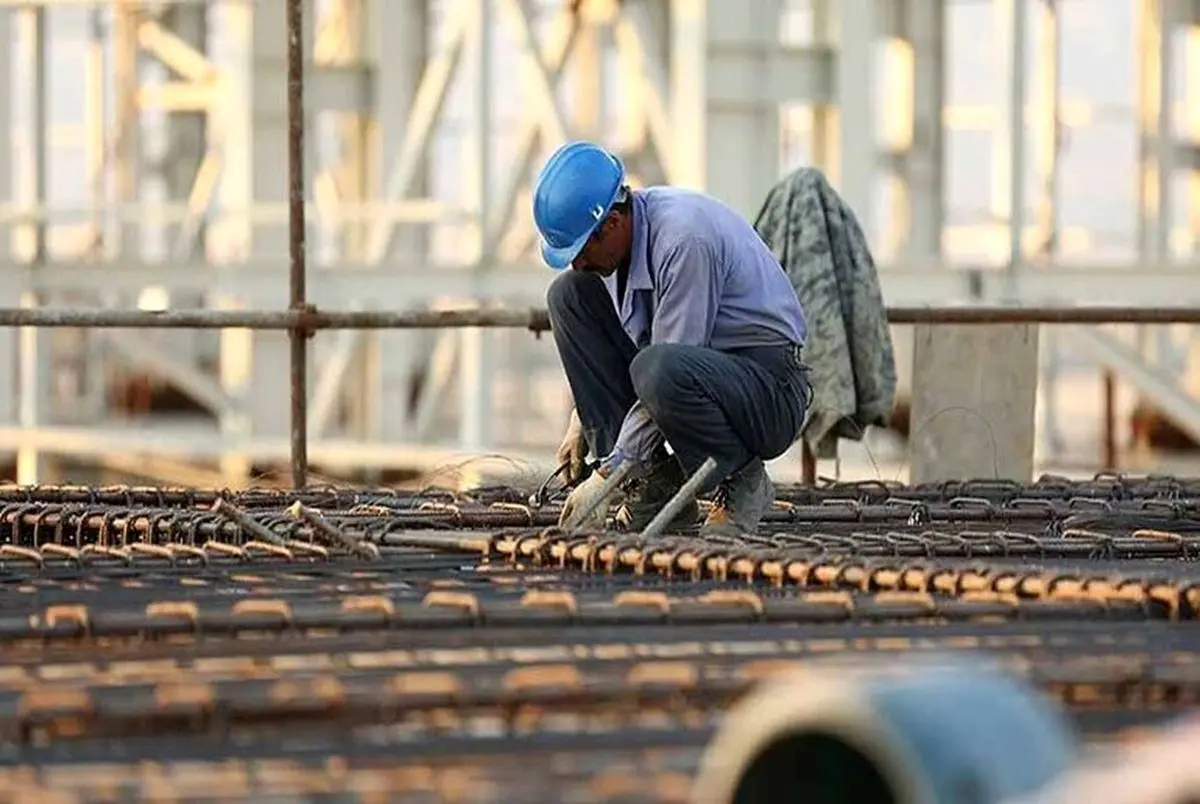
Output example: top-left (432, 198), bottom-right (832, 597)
top-left (535, 141), bottom-right (812, 538)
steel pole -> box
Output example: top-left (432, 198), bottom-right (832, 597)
top-left (1, 306), bottom-right (1200, 329)
top-left (286, 0), bottom-right (308, 489)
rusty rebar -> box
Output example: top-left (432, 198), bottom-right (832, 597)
top-left (285, 0), bottom-right (308, 489)
top-left (883, 306), bottom-right (1200, 325)
top-left (287, 501), bottom-right (379, 560)
top-left (212, 498), bottom-right (287, 547)
top-left (639, 456), bottom-right (719, 540)
top-left (0, 308), bottom-right (551, 329)
top-left (566, 461), bottom-right (635, 532)
top-left (2, 305), bottom-right (1200, 330)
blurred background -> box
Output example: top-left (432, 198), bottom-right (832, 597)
top-left (0, 0), bottom-right (1198, 489)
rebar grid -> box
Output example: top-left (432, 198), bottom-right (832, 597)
top-left (1, 475), bottom-right (1199, 797)
top-left (1, 0), bottom-right (1198, 494)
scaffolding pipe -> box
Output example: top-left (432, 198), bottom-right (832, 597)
top-left (0, 306), bottom-right (1199, 330)
top-left (286, 0), bottom-right (308, 489)
top-left (0, 308), bottom-right (552, 329)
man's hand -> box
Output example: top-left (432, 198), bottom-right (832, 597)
top-left (556, 408), bottom-right (589, 482)
top-left (558, 469), bottom-right (611, 530)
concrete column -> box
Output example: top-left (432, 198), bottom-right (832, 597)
top-left (0, 8), bottom-right (16, 428)
top-left (15, 9), bottom-right (51, 483)
top-left (874, 0), bottom-right (946, 434)
top-left (614, 0), bottom-right (670, 185)
top-left (909, 324), bottom-right (1040, 483)
top-left (365, 0), bottom-right (427, 443)
top-left (159, 4), bottom-right (210, 393)
top-left (212, 0), bottom-right (317, 482)
top-left (809, 0), bottom-right (835, 174)
top-left (246, 0), bottom-right (317, 446)
top-left (670, 0), bottom-right (782, 219)
top-left (313, 0), bottom-right (370, 446)
top-left (213, 1), bottom-right (255, 483)
top-left (163, 4), bottom-right (209, 260)
top-left (835, 0), bottom-right (876, 239)
top-left (703, 0), bottom-right (779, 218)
top-left (113, 3), bottom-right (142, 258)
top-left (572, 1), bottom-right (604, 141)
top-left (1136, 0), bottom-right (1174, 262)
top-left (458, 0), bottom-right (494, 451)
top-left (906, 1), bottom-right (1039, 485)
top-left (0, 7), bottom-right (9, 255)
top-left (898, 0), bottom-right (945, 259)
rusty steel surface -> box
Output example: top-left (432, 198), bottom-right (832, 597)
top-left (1, 473), bottom-right (1199, 799)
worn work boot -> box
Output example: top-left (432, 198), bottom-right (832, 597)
top-left (699, 460), bottom-right (776, 539)
top-left (614, 454), bottom-right (701, 533)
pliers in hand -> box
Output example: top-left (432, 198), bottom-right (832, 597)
top-left (528, 458), bottom-right (600, 508)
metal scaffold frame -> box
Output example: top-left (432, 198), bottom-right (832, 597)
top-left (1, 0), bottom-right (1199, 488)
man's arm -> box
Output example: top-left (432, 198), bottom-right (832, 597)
top-left (600, 237), bottom-right (724, 474)
top-left (599, 402), bottom-right (662, 474)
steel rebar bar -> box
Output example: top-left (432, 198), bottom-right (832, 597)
top-left (285, 0), bottom-right (308, 489)
top-left (3, 305), bottom-right (1200, 331)
top-left (639, 457), bottom-right (719, 540)
top-left (566, 461), bottom-right (635, 533)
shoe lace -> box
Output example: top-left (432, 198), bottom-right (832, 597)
top-left (710, 479), bottom-right (732, 510)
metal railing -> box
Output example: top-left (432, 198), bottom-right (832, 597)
top-left (3, 0), bottom-right (1199, 488)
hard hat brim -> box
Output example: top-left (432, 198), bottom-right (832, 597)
top-left (540, 224), bottom-right (596, 271)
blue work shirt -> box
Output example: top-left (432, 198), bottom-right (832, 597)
top-left (602, 187), bottom-right (808, 470)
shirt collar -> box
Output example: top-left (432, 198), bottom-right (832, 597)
top-left (603, 190), bottom-right (654, 302)
top-left (626, 191), bottom-right (654, 292)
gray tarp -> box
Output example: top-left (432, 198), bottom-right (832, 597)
top-left (753, 167), bottom-right (898, 459)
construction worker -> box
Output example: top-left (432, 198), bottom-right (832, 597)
top-left (534, 141), bottom-right (812, 538)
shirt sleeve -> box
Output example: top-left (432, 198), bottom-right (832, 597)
top-left (600, 402), bottom-right (663, 475)
top-left (601, 237), bottom-right (724, 474)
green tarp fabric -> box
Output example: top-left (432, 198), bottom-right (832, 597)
top-left (753, 167), bottom-right (898, 460)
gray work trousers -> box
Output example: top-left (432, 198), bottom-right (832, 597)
top-left (546, 269), bottom-right (812, 486)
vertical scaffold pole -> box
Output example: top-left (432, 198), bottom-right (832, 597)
top-left (285, 0), bottom-right (309, 489)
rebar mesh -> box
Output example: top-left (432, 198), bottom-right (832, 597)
top-left (0, 473), bottom-right (1198, 798)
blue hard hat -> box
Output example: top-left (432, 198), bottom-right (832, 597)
top-left (532, 141), bottom-right (626, 270)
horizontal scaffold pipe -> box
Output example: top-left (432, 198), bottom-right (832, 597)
top-left (0, 305), bottom-right (1199, 330)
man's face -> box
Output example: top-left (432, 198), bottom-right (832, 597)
top-left (571, 213), bottom-right (629, 276)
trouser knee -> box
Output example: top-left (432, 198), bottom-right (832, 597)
top-left (630, 344), bottom-right (689, 413)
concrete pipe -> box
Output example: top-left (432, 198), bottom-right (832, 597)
top-left (690, 659), bottom-right (1079, 804)
top-left (1008, 713), bottom-right (1200, 804)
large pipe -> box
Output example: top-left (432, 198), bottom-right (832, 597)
top-left (1009, 713), bottom-right (1200, 804)
top-left (690, 657), bottom-right (1079, 804)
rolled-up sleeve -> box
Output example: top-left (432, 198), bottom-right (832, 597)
top-left (602, 237), bottom-right (724, 473)
top-left (603, 403), bottom-right (661, 473)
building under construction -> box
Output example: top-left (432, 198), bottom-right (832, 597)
top-left (2, 0), bottom-right (1199, 488)
top-left (1, 1), bottom-right (1199, 801)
